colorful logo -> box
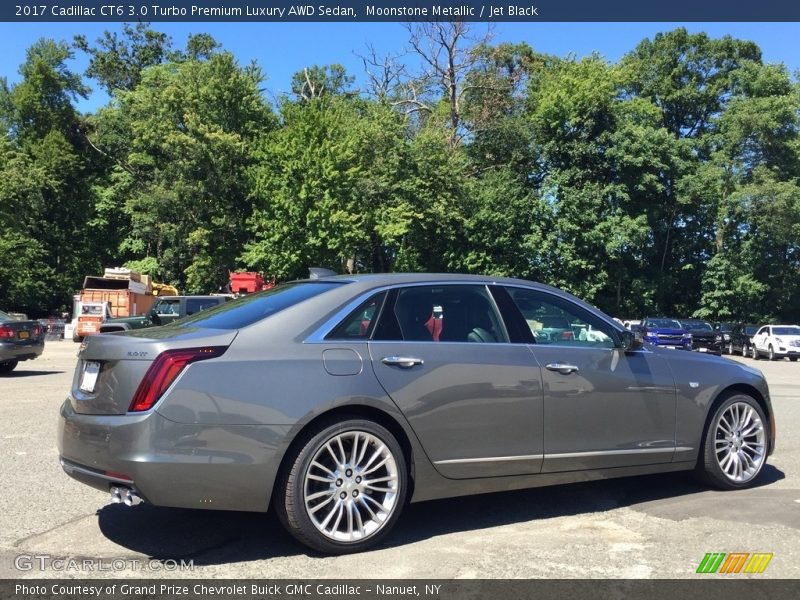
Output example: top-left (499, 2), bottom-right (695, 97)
top-left (696, 552), bottom-right (773, 574)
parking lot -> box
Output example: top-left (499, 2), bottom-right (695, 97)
top-left (1, 341), bottom-right (798, 579)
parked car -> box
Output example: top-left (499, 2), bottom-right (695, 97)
top-left (0, 309), bottom-right (46, 374)
top-left (99, 295), bottom-right (230, 333)
top-left (58, 274), bottom-right (775, 554)
top-left (640, 317), bottom-right (693, 350)
top-left (723, 324), bottom-right (760, 357)
top-left (751, 324), bottom-right (800, 361)
top-left (678, 319), bottom-right (720, 354)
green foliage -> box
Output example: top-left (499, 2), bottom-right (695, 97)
top-left (1, 27), bottom-right (799, 323)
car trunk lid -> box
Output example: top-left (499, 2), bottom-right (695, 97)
top-left (70, 327), bottom-right (237, 415)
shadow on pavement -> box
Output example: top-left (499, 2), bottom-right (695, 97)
top-left (3, 370), bottom-right (64, 378)
top-left (97, 465), bottom-right (786, 564)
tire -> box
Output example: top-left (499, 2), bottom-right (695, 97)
top-left (73, 334), bottom-right (83, 343)
top-left (768, 345), bottom-right (776, 361)
top-left (790, 357), bottom-right (798, 362)
top-left (696, 393), bottom-right (769, 490)
top-left (275, 418), bottom-right (408, 555)
top-left (741, 344), bottom-right (748, 358)
top-left (0, 360), bottom-right (18, 375)
top-left (751, 345), bottom-right (759, 360)
top-left (727, 342), bottom-right (734, 355)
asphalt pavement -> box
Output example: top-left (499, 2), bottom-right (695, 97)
top-left (1, 341), bottom-right (798, 579)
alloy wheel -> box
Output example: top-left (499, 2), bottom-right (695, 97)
top-left (713, 401), bottom-right (766, 484)
top-left (303, 430), bottom-right (400, 543)
top-left (728, 342), bottom-right (734, 355)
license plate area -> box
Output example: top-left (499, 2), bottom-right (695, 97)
top-left (18, 330), bottom-right (29, 339)
top-left (80, 361), bottom-right (101, 393)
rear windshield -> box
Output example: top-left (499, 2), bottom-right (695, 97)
top-left (172, 282), bottom-right (344, 330)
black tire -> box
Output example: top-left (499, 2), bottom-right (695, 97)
top-left (275, 418), bottom-right (408, 555)
top-left (741, 344), bottom-right (748, 358)
top-left (768, 345), bottom-right (776, 361)
top-left (0, 360), bottom-right (18, 375)
top-left (73, 334), bottom-right (83, 343)
top-left (751, 345), bottom-right (759, 360)
top-left (727, 342), bottom-right (734, 355)
top-left (696, 393), bottom-right (769, 490)
top-left (790, 357), bottom-right (798, 362)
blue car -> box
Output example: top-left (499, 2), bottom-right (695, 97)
top-left (639, 317), bottom-right (693, 350)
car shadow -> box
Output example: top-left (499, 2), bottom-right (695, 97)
top-left (97, 465), bottom-right (785, 564)
top-left (3, 370), bottom-right (64, 377)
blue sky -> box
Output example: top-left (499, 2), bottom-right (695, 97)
top-left (1, 22), bottom-right (798, 113)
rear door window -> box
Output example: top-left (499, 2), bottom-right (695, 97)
top-left (373, 285), bottom-right (509, 343)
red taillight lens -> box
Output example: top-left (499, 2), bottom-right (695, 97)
top-left (128, 347), bottom-right (226, 412)
top-left (0, 326), bottom-right (14, 339)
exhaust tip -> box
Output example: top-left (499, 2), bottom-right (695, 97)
top-left (123, 489), bottom-right (142, 506)
top-left (110, 486), bottom-right (142, 506)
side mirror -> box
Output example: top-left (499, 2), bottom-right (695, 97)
top-left (620, 329), bottom-right (644, 351)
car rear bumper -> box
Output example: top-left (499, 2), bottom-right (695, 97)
top-left (57, 398), bottom-right (290, 512)
top-left (0, 340), bottom-right (44, 362)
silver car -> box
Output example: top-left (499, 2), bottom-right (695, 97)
top-left (58, 274), bottom-right (775, 554)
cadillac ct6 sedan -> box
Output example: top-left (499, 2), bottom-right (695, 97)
top-left (58, 274), bottom-right (775, 554)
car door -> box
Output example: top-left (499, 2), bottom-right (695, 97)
top-left (753, 326), bottom-right (769, 353)
top-left (500, 286), bottom-right (677, 473)
top-left (369, 284), bottom-right (544, 479)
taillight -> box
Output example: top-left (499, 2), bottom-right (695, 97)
top-left (128, 347), bottom-right (226, 412)
top-left (0, 326), bottom-right (14, 339)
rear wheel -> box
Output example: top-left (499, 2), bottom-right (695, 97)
top-left (727, 341), bottom-right (734, 355)
top-left (768, 345), bottom-right (776, 361)
top-left (751, 345), bottom-right (759, 360)
top-left (790, 357), bottom-right (798, 362)
top-left (72, 334), bottom-right (83, 343)
top-left (697, 394), bottom-right (768, 490)
top-left (741, 344), bottom-right (749, 358)
top-left (275, 418), bottom-right (408, 554)
top-left (0, 360), bottom-right (18, 375)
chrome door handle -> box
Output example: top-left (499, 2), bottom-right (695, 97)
top-left (545, 363), bottom-right (579, 375)
top-left (381, 356), bottom-right (424, 369)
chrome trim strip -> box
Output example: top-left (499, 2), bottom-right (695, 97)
top-left (434, 454), bottom-right (544, 465)
top-left (546, 447), bottom-right (691, 459)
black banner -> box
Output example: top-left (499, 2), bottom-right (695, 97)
top-left (2, 1), bottom-right (800, 23)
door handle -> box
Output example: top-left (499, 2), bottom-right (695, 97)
top-left (381, 356), bottom-right (424, 369)
top-left (545, 363), bottom-right (579, 375)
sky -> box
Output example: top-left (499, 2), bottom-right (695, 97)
top-left (1, 21), bottom-right (798, 113)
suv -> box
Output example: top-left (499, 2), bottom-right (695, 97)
top-left (751, 324), bottom-right (800, 361)
top-left (99, 296), bottom-right (230, 333)
top-left (721, 323), bottom-right (760, 357)
top-left (639, 317), bottom-right (693, 350)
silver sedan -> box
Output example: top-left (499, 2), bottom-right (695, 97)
top-left (57, 274), bottom-right (775, 554)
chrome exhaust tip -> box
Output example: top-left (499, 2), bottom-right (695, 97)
top-left (110, 486), bottom-right (123, 504)
top-left (123, 489), bottom-right (142, 506)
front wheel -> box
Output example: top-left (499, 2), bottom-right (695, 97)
top-left (768, 345), bottom-right (776, 361)
top-left (741, 344), bottom-right (749, 358)
top-left (275, 418), bottom-right (408, 554)
top-left (697, 394), bottom-right (768, 490)
top-left (0, 360), bottom-right (18, 375)
top-left (727, 342), bottom-right (734, 355)
top-left (751, 345), bottom-right (759, 360)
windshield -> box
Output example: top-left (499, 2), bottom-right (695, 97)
top-left (774, 326), bottom-right (800, 336)
top-left (680, 321), bottom-right (713, 331)
top-left (172, 281), bottom-right (345, 330)
top-left (646, 318), bottom-right (682, 329)
top-left (0, 310), bottom-right (9, 321)
top-left (81, 305), bottom-right (105, 316)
